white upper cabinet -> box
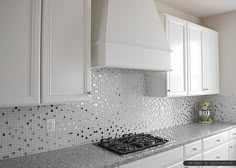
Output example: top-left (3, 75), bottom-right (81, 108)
top-left (41, 0), bottom-right (91, 104)
top-left (0, 0), bottom-right (41, 106)
top-left (187, 22), bottom-right (205, 96)
top-left (0, 0), bottom-right (91, 106)
top-left (202, 29), bottom-right (219, 95)
top-left (165, 15), bottom-right (188, 96)
top-left (147, 14), bottom-right (219, 97)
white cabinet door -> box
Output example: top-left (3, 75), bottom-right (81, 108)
top-left (0, 0), bottom-right (41, 106)
top-left (187, 23), bottom-right (204, 96)
top-left (42, 0), bottom-right (91, 103)
top-left (202, 29), bottom-right (219, 95)
top-left (203, 143), bottom-right (229, 160)
top-left (229, 140), bottom-right (236, 160)
top-left (165, 15), bottom-right (188, 97)
top-left (119, 146), bottom-right (183, 168)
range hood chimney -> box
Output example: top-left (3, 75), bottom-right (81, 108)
top-left (92, 0), bottom-right (171, 71)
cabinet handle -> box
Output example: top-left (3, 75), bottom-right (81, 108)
top-left (87, 91), bottom-right (91, 95)
top-left (193, 148), bottom-right (197, 151)
top-left (203, 88), bottom-right (209, 91)
top-left (233, 133), bottom-right (236, 135)
top-left (216, 139), bottom-right (221, 142)
top-left (167, 90), bottom-right (170, 92)
top-left (216, 156), bottom-right (220, 159)
top-left (230, 146), bottom-right (233, 149)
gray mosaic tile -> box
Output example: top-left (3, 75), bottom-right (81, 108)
top-left (0, 68), bottom-right (202, 160)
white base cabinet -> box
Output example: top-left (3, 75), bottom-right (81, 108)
top-left (203, 143), bottom-right (229, 160)
top-left (119, 146), bottom-right (183, 168)
top-left (229, 140), bottom-right (236, 160)
top-left (119, 128), bottom-right (236, 168)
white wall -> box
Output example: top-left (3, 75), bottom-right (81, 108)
top-left (155, 1), bottom-right (202, 24)
top-left (202, 11), bottom-right (236, 96)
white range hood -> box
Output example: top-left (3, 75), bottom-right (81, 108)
top-left (92, 0), bottom-right (171, 71)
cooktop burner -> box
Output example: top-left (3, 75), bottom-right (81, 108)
top-left (97, 133), bottom-right (170, 155)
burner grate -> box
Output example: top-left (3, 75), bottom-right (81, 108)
top-left (97, 133), bottom-right (170, 155)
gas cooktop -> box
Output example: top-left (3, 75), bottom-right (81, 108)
top-left (97, 133), bottom-right (170, 155)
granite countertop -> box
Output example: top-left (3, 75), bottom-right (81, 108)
top-left (0, 122), bottom-right (236, 168)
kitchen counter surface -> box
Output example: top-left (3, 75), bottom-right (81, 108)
top-left (0, 122), bottom-right (236, 168)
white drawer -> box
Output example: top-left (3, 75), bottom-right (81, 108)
top-left (203, 143), bottom-right (229, 160)
top-left (168, 162), bottom-right (183, 168)
top-left (184, 140), bottom-right (202, 158)
top-left (119, 146), bottom-right (183, 168)
top-left (230, 128), bottom-right (236, 140)
top-left (203, 131), bottom-right (229, 151)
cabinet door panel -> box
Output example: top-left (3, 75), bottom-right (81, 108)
top-left (229, 140), bottom-right (236, 160)
top-left (166, 16), bottom-right (188, 96)
top-left (203, 29), bottom-right (219, 95)
top-left (0, 0), bottom-right (40, 106)
top-left (188, 23), bottom-right (204, 95)
top-left (42, 0), bottom-right (91, 103)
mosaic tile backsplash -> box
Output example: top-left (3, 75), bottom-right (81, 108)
top-left (0, 68), bottom-right (202, 160)
top-left (204, 95), bottom-right (236, 123)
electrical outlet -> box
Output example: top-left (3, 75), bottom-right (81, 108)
top-left (46, 119), bottom-right (56, 133)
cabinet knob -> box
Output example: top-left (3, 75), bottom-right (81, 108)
top-left (167, 90), bottom-right (170, 92)
top-left (193, 148), bottom-right (197, 151)
top-left (233, 133), bottom-right (236, 135)
top-left (216, 156), bottom-right (220, 159)
top-left (216, 139), bottom-right (221, 142)
top-left (87, 91), bottom-right (91, 95)
top-left (230, 146), bottom-right (233, 149)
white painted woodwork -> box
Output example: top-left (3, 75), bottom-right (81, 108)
top-left (165, 15), bottom-right (188, 96)
top-left (187, 23), bottom-right (204, 96)
top-left (184, 140), bottom-right (202, 159)
top-left (0, 0), bottom-right (41, 106)
top-left (203, 131), bottom-right (229, 151)
top-left (146, 14), bottom-right (219, 97)
top-left (119, 146), bottom-right (183, 168)
top-left (118, 129), bottom-right (236, 168)
top-left (229, 140), bottom-right (236, 160)
top-left (229, 128), bottom-right (236, 140)
top-left (42, 0), bottom-right (91, 103)
top-left (92, 0), bottom-right (171, 71)
top-left (202, 29), bottom-right (219, 95)
top-left (203, 143), bottom-right (229, 160)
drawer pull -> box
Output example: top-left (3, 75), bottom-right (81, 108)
top-left (216, 139), bottom-right (221, 142)
top-left (216, 156), bottom-right (220, 159)
top-left (230, 146), bottom-right (233, 149)
top-left (192, 148), bottom-right (197, 151)
top-left (233, 133), bottom-right (236, 135)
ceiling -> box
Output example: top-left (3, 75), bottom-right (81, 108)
top-left (156, 0), bottom-right (236, 18)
